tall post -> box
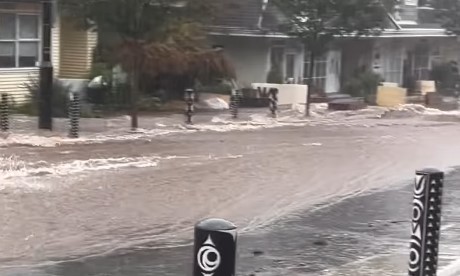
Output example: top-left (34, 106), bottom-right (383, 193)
top-left (193, 219), bottom-right (237, 276)
top-left (38, 0), bottom-right (54, 130)
top-left (185, 88), bottom-right (195, 124)
top-left (68, 92), bottom-right (80, 138)
top-left (268, 88), bottom-right (278, 118)
top-left (0, 93), bottom-right (9, 132)
top-left (408, 169), bottom-right (444, 276)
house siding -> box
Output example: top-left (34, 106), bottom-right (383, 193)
top-left (59, 19), bottom-right (96, 79)
top-left (0, 69), bottom-right (38, 104)
top-left (52, 14), bottom-right (61, 76)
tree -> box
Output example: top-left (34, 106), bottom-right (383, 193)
top-left (273, 0), bottom-right (396, 116)
top-left (60, 0), bottom-right (235, 129)
top-left (432, 0), bottom-right (460, 34)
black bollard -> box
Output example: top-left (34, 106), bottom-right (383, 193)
top-left (0, 93), bottom-right (8, 132)
top-left (408, 169), bottom-right (444, 276)
top-left (185, 88), bottom-right (195, 124)
top-left (68, 92), bottom-right (80, 138)
top-left (230, 89), bottom-right (240, 119)
top-left (268, 88), bottom-right (278, 118)
top-left (193, 218), bottom-right (237, 276)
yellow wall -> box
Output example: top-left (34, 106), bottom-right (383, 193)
top-left (376, 86), bottom-right (407, 108)
top-left (52, 15), bottom-right (61, 76)
top-left (0, 69), bottom-right (39, 104)
top-left (59, 19), bottom-right (97, 79)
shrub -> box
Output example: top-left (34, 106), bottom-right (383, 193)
top-left (344, 71), bottom-right (383, 101)
top-left (16, 75), bottom-right (71, 118)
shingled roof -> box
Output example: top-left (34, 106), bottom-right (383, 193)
top-left (208, 0), bottom-right (286, 35)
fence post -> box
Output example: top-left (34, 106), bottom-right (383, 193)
top-left (185, 88), bottom-right (195, 124)
top-left (68, 92), bottom-right (80, 138)
top-left (269, 88), bottom-right (278, 118)
top-left (230, 89), bottom-right (239, 119)
top-left (0, 93), bottom-right (8, 132)
top-left (193, 218), bottom-right (237, 276)
top-left (408, 169), bottom-right (444, 276)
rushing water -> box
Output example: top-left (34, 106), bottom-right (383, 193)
top-left (2, 104), bottom-right (460, 275)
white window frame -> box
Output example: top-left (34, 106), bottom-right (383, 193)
top-left (303, 51), bottom-right (327, 91)
top-left (0, 11), bottom-right (42, 70)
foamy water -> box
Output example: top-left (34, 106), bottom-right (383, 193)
top-left (2, 104), bottom-right (460, 275)
top-left (2, 103), bottom-right (459, 148)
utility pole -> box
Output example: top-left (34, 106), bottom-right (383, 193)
top-left (38, 0), bottom-right (53, 130)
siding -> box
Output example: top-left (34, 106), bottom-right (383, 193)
top-left (59, 19), bottom-right (96, 79)
top-left (0, 69), bottom-right (39, 104)
top-left (52, 15), bottom-right (61, 76)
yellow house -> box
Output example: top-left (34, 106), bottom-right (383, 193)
top-left (0, 0), bottom-right (97, 103)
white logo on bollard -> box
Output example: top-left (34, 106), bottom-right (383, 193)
top-left (198, 235), bottom-right (221, 276)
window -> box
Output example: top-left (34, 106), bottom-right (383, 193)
top-left (0, 13), bottom-right (40, 68)
top-left (381, 48), bottom-right (403, 85)
top-left (303, 52), bottom-right (327, 92)
top-left (285, 53), bottom-right (296, 81)
top-left (270, 46), bottom-right (284, 72)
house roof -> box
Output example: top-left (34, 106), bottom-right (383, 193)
top-left (208, 0), bottom-right (286, 36)
top-left (208, 0), bottom-right (449, 38)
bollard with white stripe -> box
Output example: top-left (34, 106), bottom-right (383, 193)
top-left (0, 93), bottom-right (9, 132)
top-left (185, 88), bottom-right (195, 124)
top-left (68, 92), bottom-right (80, 138)
top-left (230, 89), bottom-right (240, 119)
top-left (408, 169), bottom-right (444, 276)
top-left (268, 88), bottom-right (278, 118)
top-left (193, 218), bottom-right (237, 276)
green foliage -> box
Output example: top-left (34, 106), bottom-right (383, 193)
top-left (274, 0), bottom-right (396, 54)
top-left (15, 76), bottom-right (71, 118)
top-left (430, 61), bottom-right (460, 95)
top-left (138, 96), bottom-right (162, 111)
top-left (195, 81), bottom-right (233, 95)
top-left (344, 70), bottom-right (383, 100)
top-left (432, 0), bottom-right (460, 34)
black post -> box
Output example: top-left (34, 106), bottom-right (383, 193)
top-left (408, 169), bottom-right (444, 276)
top-left (193, 218), bottom-right (237, 276)
top-left (230, 89), bottom-right (239, 119)
top-left (0, 93), bottom-right (9, 132)
top-left (269, 88), bottom-right (278, 118)
top-left (68, 92), bottom-right (80, 138)
top-left (38, 0), bottom-right (53, 130)
top-left (185, 89), bottom-right (195, 124)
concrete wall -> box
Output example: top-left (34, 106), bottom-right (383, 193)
top-left (376, 85), bottom-right (407, 107)
top-left (209, 35), bottom-right (270, 87)
top-left (251, 83), bottom-right (308, 106)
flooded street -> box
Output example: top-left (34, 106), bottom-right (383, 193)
top-left (2, 105), bottom-right (460, 275)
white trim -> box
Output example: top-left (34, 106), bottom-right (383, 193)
top-left (209, 28), bottom-right (450, 39)
top-left (0, 66), bottom-right (38, 71)
top-left (209, 31), bottom-right (290, 38)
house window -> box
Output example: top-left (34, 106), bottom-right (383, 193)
top-left (381, 49), bottom-right (403, 84)
top-left (0, 13), bottom-right (40, 68)
top-left (413, 53), bottom-right (430, 80)
top-left (303, 52), bottom-right (327, 92)
top-left (285, 53), bottom-right (296, 81)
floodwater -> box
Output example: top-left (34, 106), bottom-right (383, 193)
top-left (2, 104), bottom-right (460, 275)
